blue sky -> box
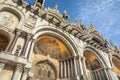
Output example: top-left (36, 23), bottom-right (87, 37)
top-left (25, 0), bottom-right (120, 46)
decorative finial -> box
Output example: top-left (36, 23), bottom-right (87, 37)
top-left (75, 18), bottom-right (78, 23)
top-left (110, 40), bottom-right (114, 46)
top-left (54, 2), bottom-right (58, 10)
top-left (63, 9), bottom-right (69, 20)
top-left (90, 21), bottom-right (96, 30)
top-left (34, 0), bottom-right (45, 7)
top-left (64, 9), bottom-right (67, 14)
top-left (90, 21), bottom-right (94, 28)
top-left (80, 19), bottom-right (84, 25)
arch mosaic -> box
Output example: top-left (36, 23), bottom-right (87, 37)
top-left (33, 25), bottom-right (79, 56)
top-left (112, 54), bottom-right (120, 75)
top-left (34, 36), bottom-right (71, 59)
top-left (84, 50), bottom-right (102, 70)
top-left (84, 46), bottom-right (108, 68)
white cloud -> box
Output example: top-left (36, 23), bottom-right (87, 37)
top-left (75, 0), bottom-right (120, 46)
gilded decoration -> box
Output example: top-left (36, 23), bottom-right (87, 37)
top-left (35, 36), bottom-right (71, 59)
top-left (112, 56), bottom-right (120, 74)
top-left (84, 50), bottom-right (101, 71)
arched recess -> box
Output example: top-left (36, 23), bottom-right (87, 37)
top-left (112, 54), bottom-right (120, 78)
top-left (83, 46), bottom-right (109, 80)
top-left (84, 46), bottom-right (107, 69)
top-left (0, 29), bottom-right (11, 52)
top-left (29, 25), bottom-right (79, 79)
top-left (33, 25), bottom-right (79, 56)
top-left (34, 60), bottom-right (57, 80)
top-left (34, 36), bottom-right (71, 59)
top-left (0, 4), bottom-right (25, 30)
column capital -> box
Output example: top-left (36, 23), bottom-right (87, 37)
top-left (82, 56), bottom-right (86, 59)
top-left (32, 38), bottom-right (37, 43)
top-left (16, 29), bottom-right (22, 35)
top-left (27, 34), bottom-right (33, 39)
top-left (72, 56), bottom-right (77, 59)
top-left (15, 64), bottom-right (24, 71)
top-left (76, 55), bottom-right (82, 59)
top-left (0, 62), bottom-right (5, 67)
top-left (24, 68), bottom-right (29, 73)
top-left (0, 60), bottom-right (8, 64)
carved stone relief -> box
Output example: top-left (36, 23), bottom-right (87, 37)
top-left (14, 45), bottom-right (21, 56)
top-left (33, 62), bottom-right (56, 80)
top-left (0, 11), bottom-right (19, 30)
top-left (25, 15), bottom-right (37, 28)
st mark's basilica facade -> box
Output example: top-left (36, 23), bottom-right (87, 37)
top-left (0, 0), bottom-right (120, 80)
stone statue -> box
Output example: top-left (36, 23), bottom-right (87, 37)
top-left (15, 45), bottom-right (21, 56)
top-left (62, 10), bottom-right (69, 20)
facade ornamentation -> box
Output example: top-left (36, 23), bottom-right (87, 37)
top-left (0, 0), bottom-right (120, 80)
top-left (25, 15), bottom-right (37, 29)
top-left (15, 45), bottom-right (21, 56)
top-left (0, 11), bottom-right (19, 29)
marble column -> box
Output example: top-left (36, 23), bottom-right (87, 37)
top-left (64, 60), bottom-right (67, 78)
top-left (73, 57), bottom-right (79, 80)
top-left (82, 57), bottom-right (88, 79)
top-left (60, 61), bottom-right (63, 78)
top-left (78, 56), bottom-right (83, 76)
top-left (0, 63), bottom-right (5, 73)
top-left (21, 68), bottom-right (29, 80)
top-left (67, 59), bottom-right (70, 77)
top-left (83, 57), bottom-right (87, 74)
top-left (20, 34), bottom-right (32, 57)
top-left (28, 39), bottom-right (36, 62)
top-left (70, 59), bottom-right (73, 78)
top-left (8, 30), bottom-right (21, 52)
top-left (12, 64), bottom-right (23, 80)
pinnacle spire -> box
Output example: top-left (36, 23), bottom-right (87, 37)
top-left (62, 9), bottom-right (69, 20)
top-left (74, 18), bottom-right (78, 23)
top-left (80, 19), bottom-right (84, 25)
top-left (90, 21), bottom-right (95, 29)
top-left (54, 2), bottom-right (58, 10)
